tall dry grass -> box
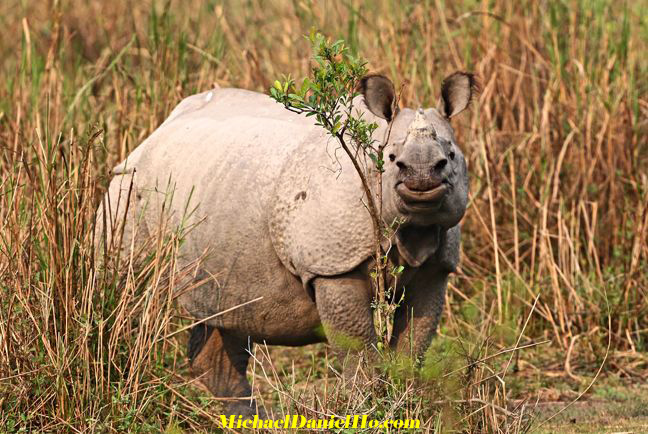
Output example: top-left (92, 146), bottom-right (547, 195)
top-left (0, 0), bottom-right (647, 431)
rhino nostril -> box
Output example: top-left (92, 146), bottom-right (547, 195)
top-left (434, 158), bottom-right (448, 172)
top-left (396, 160), bottom-right (408, 170)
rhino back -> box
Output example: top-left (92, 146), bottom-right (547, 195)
top-left (132, 89), bottom-right (317, 236)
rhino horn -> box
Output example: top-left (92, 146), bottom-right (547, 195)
top-left (406, 108), bottom-right (437, 141)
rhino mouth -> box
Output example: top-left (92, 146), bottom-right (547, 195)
top-left (396, 181), bottom-right (448, 208)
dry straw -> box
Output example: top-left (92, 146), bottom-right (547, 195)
top-left (0, 0), bottom-right (646, 431)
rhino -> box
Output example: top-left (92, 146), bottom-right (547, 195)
top-left (96, 72), bottom-right (475, 415)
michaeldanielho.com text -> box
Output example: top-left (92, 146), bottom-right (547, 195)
top-left (220, 415), bottom-right (421, 430)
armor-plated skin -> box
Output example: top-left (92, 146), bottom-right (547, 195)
top-left (96, 72), bottom-right (476, 415)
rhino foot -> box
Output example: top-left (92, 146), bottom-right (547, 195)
top-left (189, 325), bottom-right (262, 414)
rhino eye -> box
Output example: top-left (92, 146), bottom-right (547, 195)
top-left (449, 150), bottom-right (456, 160)
top-left (389, 154), bottom-right (396, 162)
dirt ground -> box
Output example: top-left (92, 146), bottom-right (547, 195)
top-left (530, 384), bottom-right (648, 433)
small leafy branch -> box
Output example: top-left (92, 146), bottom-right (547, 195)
top-left (270, 31), bottom-right (401, 348)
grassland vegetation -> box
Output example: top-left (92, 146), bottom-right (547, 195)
top-left (0, 0), bottom-right (646, 432)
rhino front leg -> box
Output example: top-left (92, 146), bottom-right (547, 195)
top-left (188, 325), bottom-right (259, 416)
top-left (390, 269), bottom-right (449, 361)
top-left (391, 226), bottom-right (459, 361)
top-left (313, 270), bottom-right (377, 375)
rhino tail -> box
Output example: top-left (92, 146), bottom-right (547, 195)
top-left (187, 323), bottom-right (215, 363)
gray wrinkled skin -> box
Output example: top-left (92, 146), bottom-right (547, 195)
top-left (96, 73), bottom-right (474, 415)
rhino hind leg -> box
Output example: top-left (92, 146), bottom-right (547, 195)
top-left (189, 326), bottom-right (260, 416)
top-left (188, 323), bottom-right (215, 362)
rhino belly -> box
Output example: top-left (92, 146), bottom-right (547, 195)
top-left (176, 219), bottom-right (323, 345)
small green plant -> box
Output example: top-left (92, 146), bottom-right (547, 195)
top-left (270, 31), bottom-right (404, 348)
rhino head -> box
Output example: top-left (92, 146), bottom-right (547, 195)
top-left (359, 72), bottom-right (476, 266)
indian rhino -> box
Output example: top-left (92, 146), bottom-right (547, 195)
top-left (96, 72), bottom-right (475, 416)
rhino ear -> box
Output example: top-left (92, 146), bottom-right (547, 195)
top-left (359, 75), bottom-right (396, 122)
top-left (437, 72), bottom-right (478, 118)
